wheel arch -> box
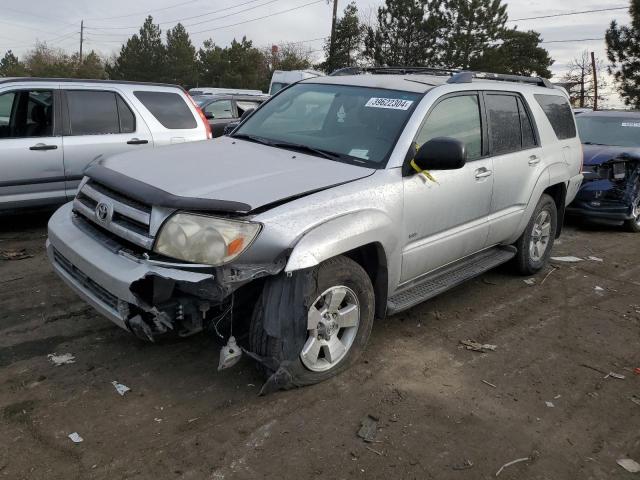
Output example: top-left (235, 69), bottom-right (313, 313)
top-left (543, 182), bottom-right (567, 238)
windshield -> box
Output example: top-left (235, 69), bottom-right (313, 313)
top-left (576, 115), bottom-right (640, 148)
top-left (235, 83), bottom-right (420, 166)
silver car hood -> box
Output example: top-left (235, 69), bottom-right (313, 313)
top-left (97, 136), bottom-right (375, 211)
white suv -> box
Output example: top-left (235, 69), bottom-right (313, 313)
top-left (0, 78), bottom-right (211, 212)
top-left (47, 68), bottom-right (583, 390)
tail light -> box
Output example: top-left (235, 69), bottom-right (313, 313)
top-left (186, 93), bottom-right (212, 139)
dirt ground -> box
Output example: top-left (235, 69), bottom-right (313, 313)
top-left (0, 210), bottom-right (639, 480)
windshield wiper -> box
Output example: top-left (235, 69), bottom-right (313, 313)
top-left (583, 142), bottom-right (608, 146)
top-left (266, 140), bottom-right (347, 161)
top-left (231, 133), bottom-right (274, 146)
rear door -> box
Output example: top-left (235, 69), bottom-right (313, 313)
top-left (0, 87), bottom-right (65, 210)
top-left (203, 98), bottom-right (235, 138)
top-left (484, 92), bottom-right (544, 245)
top-left (61, 88), bottom-right (153, 198)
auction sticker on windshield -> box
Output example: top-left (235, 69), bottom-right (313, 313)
top-left (365, 98), bottom-right (414, 110)
top-left (621, 122), bottom-right (640, 127)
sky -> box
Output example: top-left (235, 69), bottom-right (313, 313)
top-left (0, 0), bottom-right (632, 105)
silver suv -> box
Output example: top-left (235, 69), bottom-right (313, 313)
top-left (0, 78), bottom-right (211, 212)
top-left (47, 68), bottom-right (583, 390)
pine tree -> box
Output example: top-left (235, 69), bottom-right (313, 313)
top-left (364, 0), bottom-right (446, 66)
top-left (197, 39), bottom-right (225, 87)
top-left (606, 0), bottom-right (640, 107)
top-left (166, 23), bottom-right (197, 87)
top-left (107, 16), bottom-right (166, 81)
top-left (439, 0), bottom-right (507, 69)
top-left (322, 2), bottom-right (364, 73)
top-left (72, 51), bottom-right (107, 79)
top-left (0, 50), bottom-right (27, 77)
top-left (471, 29), bottom-right (553, 77)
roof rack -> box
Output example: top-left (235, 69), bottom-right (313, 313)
top-left (447, 71), bottom-right (553, 88)
top-left (329, 66), bottom-right (553, 88)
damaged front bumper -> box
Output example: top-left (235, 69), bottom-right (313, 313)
top-left (567, 159), bottom-right (640, 222)
top-left (47, 202), bottom-right (281, 340)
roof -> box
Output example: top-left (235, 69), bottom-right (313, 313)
top-left (303, 74), bottom-right (450, 93)
top-left (194, 93), bottom-right (270, 102)
top-left (0, 77), bottom-right (181, 89)
top-left (577, 109), bottom-right (640, 117)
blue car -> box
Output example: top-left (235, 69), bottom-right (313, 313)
top-left (568, 110), bottom-right (640, 231)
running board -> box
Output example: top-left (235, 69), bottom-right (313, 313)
top-left (387, 246), bottom-right (517, 315)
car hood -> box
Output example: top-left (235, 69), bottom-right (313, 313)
top-left (583, 144), bottom-right (640, 166)
top-left (94, 136), bottom-right (375, 212)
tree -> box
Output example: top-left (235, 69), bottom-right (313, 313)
top-left (321, 2), bottom-right (365, 73)
top-left (72, 51), bottom-right (107, 79)
top-left (606, 0), bottom-right (640, 107)
top-left (439, 0), bottom-right (507, 69)
top-left (561, 50), bottom-right (607, 108)
top-left (166, 23), bottom-right (197, 86)
top-left (24, 42), bottom-right (75, 77)
top-left (0, 50), bottom-right (27, 77)
top-left (107, 16), bottom-right (166, 81)
top-left (471, 29), bottom-right (553, 77)
top-left (364, 0), bottom-right (446, 66)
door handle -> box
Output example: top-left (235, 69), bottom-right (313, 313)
top-left (528, 155), bottom-right (541, 166)
top-left (29, 143), bottom-right (58, 151)
top-left (127, 138), bottom-right (149, 145)
top-left (475, 168), bottom-right (492, 179)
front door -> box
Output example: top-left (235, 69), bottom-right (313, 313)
top-left (0, 88), bottom-right (65, 210)
top-left (204, 99), bottom-right (235, 138)
top-left (61, 89), bottom-right (153, 198)
top-left (401, 93), bottom-right (494, 283)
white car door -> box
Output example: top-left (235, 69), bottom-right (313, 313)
top-left (483, 92), bottom-right (545, 245)
top-left (401, 92), bottom-right (494, 283)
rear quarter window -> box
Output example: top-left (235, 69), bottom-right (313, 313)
top-left (134, 91), bottom-right (197, 129)
top-left (534, 94), bottom-right (576, 140)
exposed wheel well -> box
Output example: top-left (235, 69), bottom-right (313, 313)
top-left (342, 243), bottom-right (388, 319)
top-left (543, 183), bottom-right (567, 238)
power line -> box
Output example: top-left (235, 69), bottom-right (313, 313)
top-left (508, 6), bottom-right (628, 22)
top-left (86, 0), bottom-right (276, 30)
top-left (85, 0), bottom-right (201, 21)
top-left (541, 37), bottom-right (604, 44)
top-left (189, 0), bottom-right (324, 35)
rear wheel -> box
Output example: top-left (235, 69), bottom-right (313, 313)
top-left (514, 194), bottom-right (557, 275)
top-left (249, 255), bottom-right (375, 385)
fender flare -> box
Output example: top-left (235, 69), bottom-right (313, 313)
top-left (284, 210), bottom-right (395, 273)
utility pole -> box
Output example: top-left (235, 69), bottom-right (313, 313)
top-left (329, 0), bottom-right (338, 61)
top-left (79, 20), bottom-right (84, 63)
top-left (591, 51), bottom-right (598, 111)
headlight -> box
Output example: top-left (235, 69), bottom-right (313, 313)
top-left (154, 213), bottom-right (261, 265)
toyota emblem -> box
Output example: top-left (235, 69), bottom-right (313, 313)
top-left (95, 202), bottom-right (112, 223)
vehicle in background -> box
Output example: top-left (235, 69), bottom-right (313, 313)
top-left (568, 110), bottom-right (640, 231)
top-left (192, 93), bottom-right (269, 137)
top-left (0, 78), bottom-right (211, 212)
top-left (47, 67), bottom-right (582, 388)
top-left (189, 87), bottom-right (264, 96)
top-left (269, 70), bottom-right (324, 95)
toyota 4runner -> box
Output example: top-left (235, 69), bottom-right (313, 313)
top-left (47, 68), bottom-right (583, 390)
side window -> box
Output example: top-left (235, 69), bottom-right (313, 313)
top-left (517, 98), bottom-right (537, 149)
top-left (133, 91), bottom-right (197, 129)
top-left (534, 94), bottom-right (576, 140)
top-left (116, 95), bottom-right (135, 133)
top-left (67, 90), bottom-right (119, 135)
top-left (485, 94), bottom-right (521, 155)
top-left (0, 90), bottom-right (53, 139)
top-left (204, 100), bottom-right (234, 119)
top-left (416, 94), bottom-right (482, 160)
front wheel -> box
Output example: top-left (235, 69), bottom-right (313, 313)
top-left (514, 193), bottom-right (558, 275)
top-left (249, 255), bottom-right (375, 385)
top-left (624, 190), bottom-right (640, 232)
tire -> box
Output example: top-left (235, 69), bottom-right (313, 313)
top-left (249, 255), bottom-right (375, 385)
top-left (624, 188), bottom-right (640, 232)
top-left (513, 193), bottom-right (558, 275)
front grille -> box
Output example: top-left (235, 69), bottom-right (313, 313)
top-left (53, 248), bottom-right (119, 311)
top-left (73, 180), bottom-right (154, 250)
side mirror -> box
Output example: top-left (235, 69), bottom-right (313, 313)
top-left (239, 108), bottom-right (255, 121)
top-left (413, 137), bottom-right (467, 171)
top-left (204, 112), bottom-right (215, 120)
